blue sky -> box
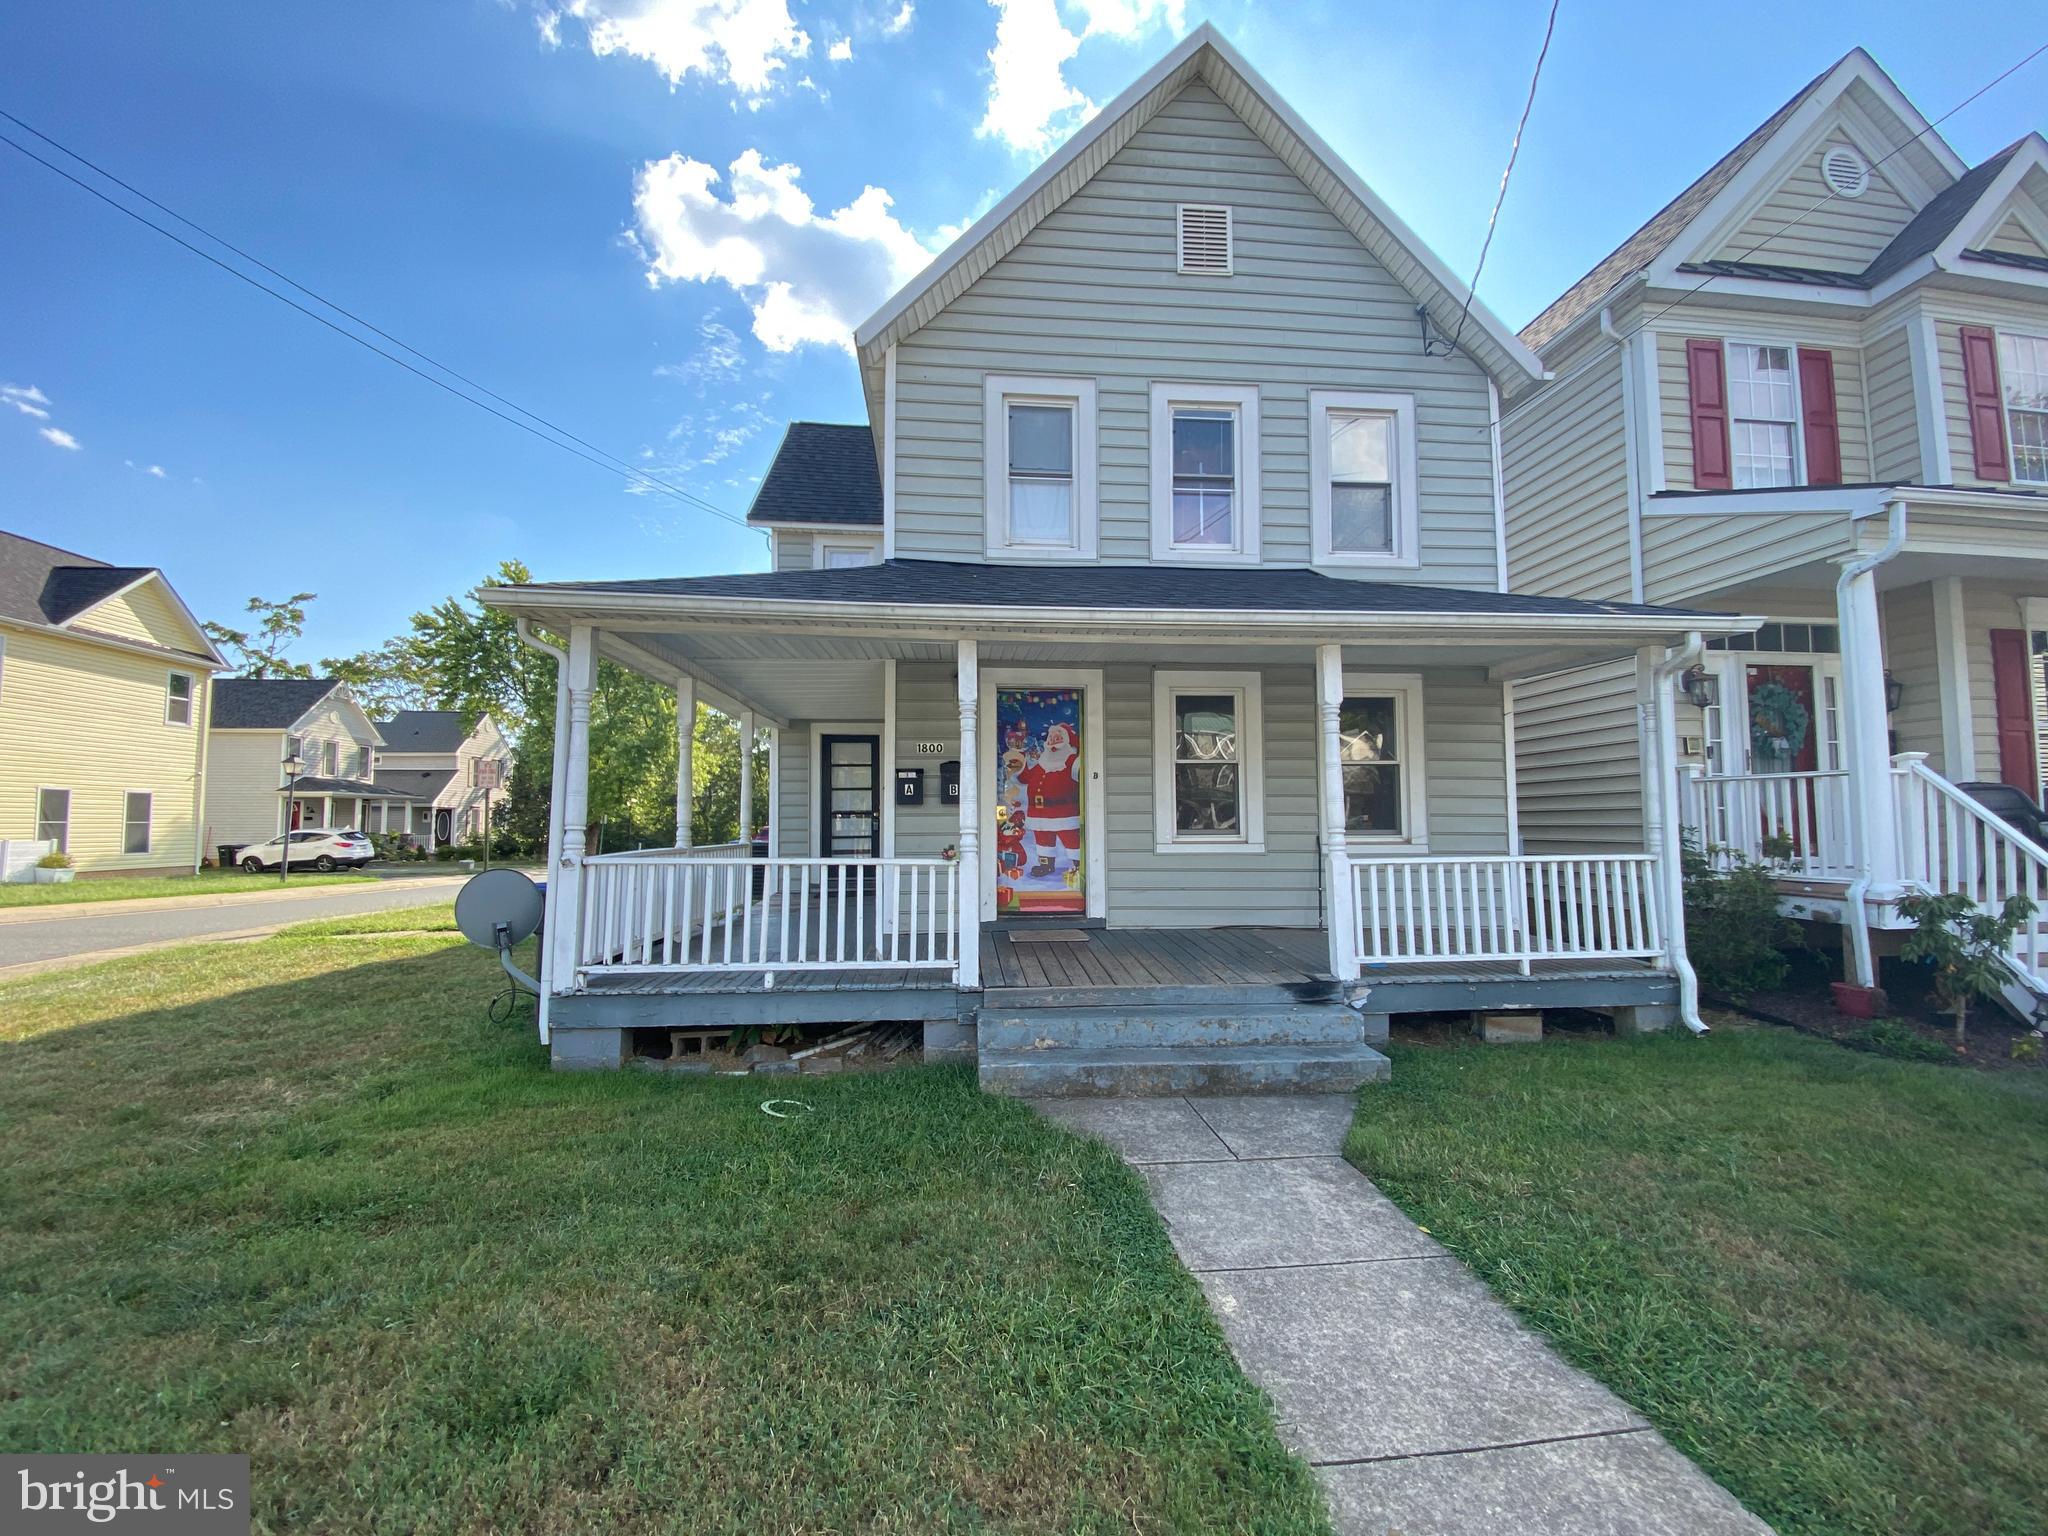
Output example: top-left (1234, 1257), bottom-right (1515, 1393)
top-left (2, 1), bottom-right (2040, 660)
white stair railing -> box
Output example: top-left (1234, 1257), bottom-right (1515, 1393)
top-left (1681, 769), bottom-right (1855, 878)
top-left (1892, 755), bottom-right (2048, 989)
top-left (1350, 854), bottom-right (1663, 975)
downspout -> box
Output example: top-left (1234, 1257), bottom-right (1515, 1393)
top-left (1651, 631), bottom-right (1710, 1033)
top-left (516, 617), bottom-right (570, 1045)
top-left (1836, 497), bottom-right (1909, 992)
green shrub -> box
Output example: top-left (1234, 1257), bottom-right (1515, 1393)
top-left (1845, 1017), bottom-right (1953, 1064)
top-left (36, 851), bottom-right (72, 869)
top-left (1681, 834), bottom-right (1801, 1000)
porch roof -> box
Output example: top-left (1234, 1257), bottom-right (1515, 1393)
top-left (285, 775), bottom-right (410, 799)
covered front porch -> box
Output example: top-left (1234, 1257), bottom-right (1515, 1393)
top-left (483, 562), bottom-right (1726, 1077)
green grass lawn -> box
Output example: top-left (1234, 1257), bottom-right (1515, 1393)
top-left (0, 868), bottom-right (374, 908)
top-left (1347, 1025), bottom-right (2048, 1536)
top-left (0, 922), bottom-right (1325, 1534)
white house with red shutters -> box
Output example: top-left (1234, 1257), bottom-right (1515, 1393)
top-left (1499, 48), bottom-right (2048, 1011)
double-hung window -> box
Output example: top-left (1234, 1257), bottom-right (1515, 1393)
top-left (1336, 675), bottom-right (1427, 846)
top-left (2001, 331), bottom-right (2048, 485)
top-left (123, 791), bottom-right (153, 855)
top-left (323, 740), bottom-right (339, 776)
top-left (1726, 343), bottom-right (1798, 488)
top-left (36, 787), bottom-right (70, 853)
top-left (1150, 383), bottom-right (1260, 560)
top-left (983, 374), bottom-right (1097, 557)
top-left (1152, 670), bottom-right (1265, 852)
top-left (1310, 390), bottom-right (1419, 567)
top-left (165, 672), bottom-right (194, 726)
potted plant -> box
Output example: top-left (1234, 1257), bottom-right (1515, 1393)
top-left (32, 851), bottom-right (75, 884)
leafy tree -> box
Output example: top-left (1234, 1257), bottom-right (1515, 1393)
top-left (321, 637), bottom-right (431, 718)
top-left (203, 592), bottom-right (317, 678)
top-left (1895, 889), bottom-right (2036, 1049)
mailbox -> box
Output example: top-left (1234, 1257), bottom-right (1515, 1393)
top-left (940, 760), bottom-right (961, 803)
top-left (895, 767), bottom-right (925, 806)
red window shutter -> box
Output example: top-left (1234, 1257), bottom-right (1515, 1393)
top-left (1989, 628), bottom-right (2037, 792)
top-left (1685, 339), bottom-right (1732, 489)
top-left (1959, 324), bottom-right (2010, 481)
top-left (1796, 347), bottom-right (1842, 485)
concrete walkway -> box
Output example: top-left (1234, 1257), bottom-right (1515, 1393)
top-left (1034, 1095), bottom-right (1771, 1536)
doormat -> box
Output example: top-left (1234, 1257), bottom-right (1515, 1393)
top-left (1006, 929), bottom-right (1091, 943)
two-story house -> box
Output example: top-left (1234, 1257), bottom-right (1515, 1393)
top-left (202, 678), bottom-right (414, 857)
top-left (1502, 48), bottom-right (2048, 1010)
top-left (0, 529), bottom-right (225, 879)
top-left (485, 26), bottom-right (1748, 1081)
top-left (369, 708), bottom-right (512, 849)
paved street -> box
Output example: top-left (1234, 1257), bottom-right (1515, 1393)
top-left (0, 877), bottom-right (476, 975)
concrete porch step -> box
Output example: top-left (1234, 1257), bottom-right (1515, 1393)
top-left (979, 1041), bottom-right (1392, 1098)
top-left (978, 1002), bottom-right (1367, 1052)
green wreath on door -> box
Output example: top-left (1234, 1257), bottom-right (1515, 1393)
top-left (1749, 680), bottom-right (1812, 766)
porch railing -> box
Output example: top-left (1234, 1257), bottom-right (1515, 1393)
top-left (1893, 756), bottom-right (2048, 987)
top-left (1681, 769), bottom-right (1856, 879)
top-left (576, 854), bottom-right (959, 975)
top-left (1350, 854), bottom-right (1663, 973)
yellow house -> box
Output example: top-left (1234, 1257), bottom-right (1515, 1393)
top-left (0, 528), bottom-right (227, 879)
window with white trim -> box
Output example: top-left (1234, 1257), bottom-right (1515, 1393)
top-left (1309, 390), bottom-right (1419, 567)
top-left (165, 671), bottom-right (194, 726)
top-left (983, 374), bottom-right (1097, 557)
top-left (1150, 383), bottom-right (1260, 561)
top-left (123, 791), bottom-right (152, 855)
top-left (323, 739), bottom-right (338, 775)
top-left (1338, 675), bottom-right (1427, 845)
top-left (2000, 331), bottom-right (2048, 485)
top-left (813, 537), bottom-right (879, 569)
top-left (1152, 670), bottom-right (1265, 852)
top-left (1726, 343), bottom-right (1798, 488)
top-left (36, 787), bottom-right (70, 853)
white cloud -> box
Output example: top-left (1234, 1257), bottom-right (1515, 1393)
top-left (1070, 0), bottom-right (1184, 39)
top-left (538, 0), bottom-right (811, 101)
top-left (632, 150), bottom-right (942, 351)
top-left (2, 383), bottom-right (51, 420)
top-left (39, 426), bottom-right (80, 451)
top-left (828, 36), bottom-right (852, 62)
top-left (148, 463), bottom-right (167, 478)
top-left (882, 2), bottom-right (915, 35)
top-left (978, 0), bottom-right (1092, 156)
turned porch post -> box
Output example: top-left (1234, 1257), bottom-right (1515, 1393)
top-left (1315, 643), bottom-right (1358, 979)
top-left (956, 638), bottom-right (981, 988)
top-left (738, 708), bottom-right (756, 850)
top-left (550, 624), bottom-right (597, 995)
top-left (674, 674), bottom-right (696, 848)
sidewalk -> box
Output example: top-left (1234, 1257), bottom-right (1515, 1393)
top-left (1033, 1095), bottom-right (1771, 1536)
top-left (0, 872), bottom-right (466, 926)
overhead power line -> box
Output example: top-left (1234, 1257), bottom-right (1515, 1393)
top-left (0, 110), bottom-right (750, 530)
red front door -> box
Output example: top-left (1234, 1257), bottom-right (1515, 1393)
top-left (1746, 665), bottom-right (1819, 774)
top-left (1989, 628), bottom-right (2037, 793)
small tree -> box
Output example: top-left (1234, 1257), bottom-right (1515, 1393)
top-left (1894, 890), bottom-right (2037, 1050)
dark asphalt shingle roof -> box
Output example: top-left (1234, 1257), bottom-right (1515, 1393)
top-left (515, 558), bottom-right (1717, 620)
top-left (744, 422), bottom-right (881, 527)
top-left (1962, 245), bottom-right (2048, 274)
top-left (0, 529), bottom-right (147, 624)
top-left (211, 677), bottom-right (343, 729)
top-left (285, 775), bottom-right (403, 798)
top-left (1675, 259), bottom-right (1874, 289)
top-left (374, 710), bottom-right (470, 754)
top-left (374, 768), bottom-right (457, 802)
top-left (1861, 144), bottom-right (2020, 285)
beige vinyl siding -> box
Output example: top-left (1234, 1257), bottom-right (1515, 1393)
top-left (0, 623), bottom-right (208, 874)
top-left (1712, 133), bottom-right (1917, 272)
top-left (1933, 315), bottom-right (2048, 490)
top-left (1511, 659), bottom-right (1644, 853)
top-left (1501, 337), bottom-right (1632, 601)
top-left (892, 82), bottom-right (1503, 587)
top-left (1864, 324), bottom-right (1924, 481)
top-left (202, 732), bottom-right (288, 852)
top-left (293, 696), bottom-right (375, 783)
top-left (1882, 584), bottom-right (1945, 773)
top-left (1982, 214), bottom-right (2048, 261)
top-left (1656, 329), bottom-right (1870, 490)
top-left (71, 577), bottom-right (205, 652)
top-left (1640, 509), bottom-right (1854, 606)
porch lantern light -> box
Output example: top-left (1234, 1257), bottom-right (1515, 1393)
top-left (1884, 671), bottom-right (1904, 713)
top-left (1680, 665), bottom-right (1720, 711)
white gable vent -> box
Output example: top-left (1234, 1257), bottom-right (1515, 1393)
top-left (1820, 145), bottom-right (1869, 199)
top-left (1177, 203), bottom-right (1233, 274)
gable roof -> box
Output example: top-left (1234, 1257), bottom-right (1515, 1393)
top-left (210, 677), bottom-right (346, 730)
top-left (0, 528), bottom-right (222, 664)
top-left (1861, 142), bottom-right (2021, 284)
top-left (744, 423), bottom-right (882, 528)
top-left (374, 709), bottom-right (473, 754)
top-left (855, 24), bottom-right (1544, 401)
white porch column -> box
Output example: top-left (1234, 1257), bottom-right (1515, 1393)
top-left (674, 675), bottom-right (696, 847)
top-left (880, 658), bottom-right (897, 937)
top-left (1315, 644), bottom-right (1358, 980)
top-left (764, 726), bottom-right (781, 900)
top-left (549, 624), bottom-right (598, 995)
top-left (1838, 561), bottom-right (1903, 897)
top-left (1932, 576), bottom-right (1977, 780)
top-left (955, 638), bottom-right (981, 989)
top-left (738, 708), bottom-right (756, 848)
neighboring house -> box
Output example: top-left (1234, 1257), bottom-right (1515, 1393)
top-left (0, 528), bottom-right (226, 878)
top-left (203, 679), bottom-right (414, 856)
top-left (1500, 48), bottom-right (2048, 1007)
top-left (485, 25), bottom-right (1745, 1080)
top-left (369, 709), bottom-right (512, 847)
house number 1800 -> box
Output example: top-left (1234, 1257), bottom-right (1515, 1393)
top-left (914, 741), bottom-right (947, 755)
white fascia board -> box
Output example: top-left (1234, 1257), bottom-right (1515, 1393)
top-left (1935, 136), bottom-right (2048, 265)
top-left (1645, 486), bottom-right (1891, 519)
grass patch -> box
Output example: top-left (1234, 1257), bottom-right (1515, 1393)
top-left (1346, 1026), bottom-right (2048, 1536)
top-left (280, 902), bottom-right (460, 937)
top-left (0, 929), bottom-right (1323, 1534)
top-left (0, 869), bottom-right (372, 908)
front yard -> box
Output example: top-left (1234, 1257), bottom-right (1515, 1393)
top-left (1348, 1023), bottom-right (2048, 1536)
top-left (0, 867), bottom-right (374, 908)
top-left (0, 922), bottom-right (1324, 1533)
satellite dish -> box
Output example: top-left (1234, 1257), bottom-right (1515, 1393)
top-left (456, 868), bottom-right (543, 949)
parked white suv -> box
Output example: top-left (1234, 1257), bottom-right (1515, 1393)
top-left (234, 829), bottom-right (374, 873)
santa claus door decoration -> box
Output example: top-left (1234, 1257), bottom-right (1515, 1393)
top-left (995, 687), bottom-right (1086, 915)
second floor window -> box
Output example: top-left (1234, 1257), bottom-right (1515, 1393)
top-left (982, 374), bottom-right (1096, 558)
top-left (1310, 390), bottom-right (1419, 568)
top-left (165, 672), bottom-right (193, 726)
top-left (324, 740), bottom-right (338, 776)
top-left (2001, 331), bottom-right (2048, 485)
top-left (1150, 383), bottom-right (1261, 561)
top-left (1727, 343), bottom-right (1797, 488)
top-left (1006, 402), bottom-right (1075, 544)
